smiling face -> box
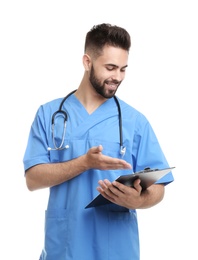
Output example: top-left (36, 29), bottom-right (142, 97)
top-left (87, 45), bottom-right (129, 99)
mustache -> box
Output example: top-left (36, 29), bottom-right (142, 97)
top-left (105, 79), bottom-right (121, 85)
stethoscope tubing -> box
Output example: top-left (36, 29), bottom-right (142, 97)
top-left (49, 90), bottom-right (125, 156)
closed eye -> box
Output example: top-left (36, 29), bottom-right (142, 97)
top-left (105, 64), bottom-right (128, 72)
top-left (106, 64), bottom-right (127, 72)
top-left (106, 65), bottom-right (117, 71)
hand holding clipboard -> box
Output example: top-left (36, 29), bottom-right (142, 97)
top-left (85, 166), bottom-right (175, 208)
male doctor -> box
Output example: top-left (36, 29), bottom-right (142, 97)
top-left (23, 23), bottom-right (174, 260)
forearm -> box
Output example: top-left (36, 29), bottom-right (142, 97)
top-left (25, 145), bottom-right (132, 191)
top-left (137, 184), bottom-right (165, 209)
top-left (25, 154), bottom-right (88, 191)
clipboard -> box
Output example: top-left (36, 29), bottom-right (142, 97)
top-left (85, 166), bottom-right (175, 208)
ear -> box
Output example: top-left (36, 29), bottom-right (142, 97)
top-left (83, 54), bottom-right (92, 71)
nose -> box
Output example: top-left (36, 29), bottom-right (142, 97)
top-left (112, 70), bottom-right (125, 82)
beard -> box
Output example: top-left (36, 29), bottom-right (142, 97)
top-left (89, 66), bottom-right (121, 99)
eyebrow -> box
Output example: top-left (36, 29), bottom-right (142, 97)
top-left (106, 64), bottom-right (128, 69)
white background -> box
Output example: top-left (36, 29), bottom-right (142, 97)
top-left (0, 0), bottom-right (197, 259)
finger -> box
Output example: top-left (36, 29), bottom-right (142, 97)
top-left (112, 181), bottom-right (126, 193)
top-left (96, 145), bottom-right (103, 153)
top-left (97, 180), bottom-right (113, 194)
top-left (102, 180), bottom-right (123, 197)
top-left (98, 179), bottom-right (110, 189)
top-left (90, 145), bottom-right (103, 154)
top-left (133, 178), bottom-right (142, 193)
top-left (104, 158), bottom-right (132, 169)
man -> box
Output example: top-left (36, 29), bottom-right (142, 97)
top-left (23, 23), bottom-right (174, 260)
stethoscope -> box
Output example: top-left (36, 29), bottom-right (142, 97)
top-left (48, 90), bottom-right (126, 157)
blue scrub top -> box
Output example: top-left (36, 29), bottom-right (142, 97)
top-left (23, 94), bottom-right (174, 260)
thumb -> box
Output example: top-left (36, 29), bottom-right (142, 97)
top-left (95, 145), bottom-right (103, 153)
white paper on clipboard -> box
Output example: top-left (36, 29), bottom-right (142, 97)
top-left (85, 166), bottom-right (175, 209)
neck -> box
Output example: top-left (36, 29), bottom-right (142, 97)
top-left (75, 76), bottom-right (107, 114)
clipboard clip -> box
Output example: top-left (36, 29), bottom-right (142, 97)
top-left (142, 167), bottom-right (159, 172)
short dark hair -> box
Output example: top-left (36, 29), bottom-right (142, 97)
top-left (84, 23), bottom-right (131, 58)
